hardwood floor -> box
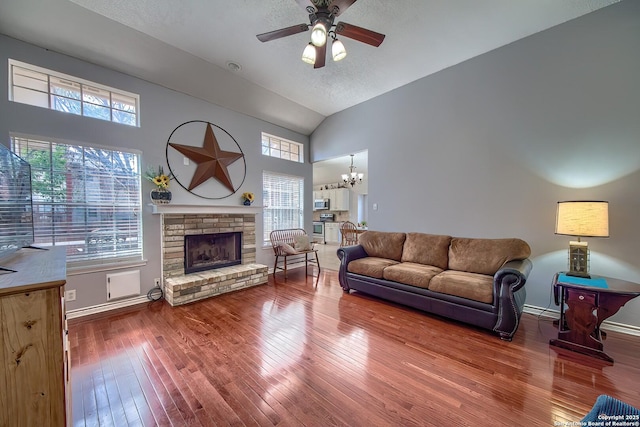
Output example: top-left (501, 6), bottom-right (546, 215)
top-left (69, 268), bottom-right (640, 426)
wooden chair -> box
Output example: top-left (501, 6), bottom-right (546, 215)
top-left (340, 221), bottom-right (359, 247)
top-left (269, 228), bottom-right (320, 279)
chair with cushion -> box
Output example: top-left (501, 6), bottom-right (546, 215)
top-left (340, 221), bottom-right (358, 247)
top-left (582, 395), bottom-right (640, 423)
top-left (270, 228), bottom-right (320, 279)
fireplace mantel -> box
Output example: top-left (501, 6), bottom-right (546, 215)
top-left (150, 204), bottom-right (263, 215)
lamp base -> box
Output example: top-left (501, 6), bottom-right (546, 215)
top-left (568, 240), bottom-right (589, 278)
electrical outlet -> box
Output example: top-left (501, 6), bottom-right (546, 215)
top-left (154, 278), bottom-right (161, 287)
top-left (65, 289), bottom-right (77, 301)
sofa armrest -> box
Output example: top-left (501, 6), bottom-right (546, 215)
top-left (337, 245), bottom-right (368, 291)
top-left (493, 258), bottom-right (533, 340)
top-left (495, 259), bottom-right (533, 292)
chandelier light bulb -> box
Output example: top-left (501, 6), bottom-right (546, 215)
top-left (301, 43), bottom-right (316, 64)
top-left (341, 154), bottom-right (364, 186)
top-left (311, 22), bottom-right (327, 47)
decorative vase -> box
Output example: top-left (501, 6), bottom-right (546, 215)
top-left (151, 188), bottom-right (172, 204)
top-left (243, 199), bottom-right (252, 206)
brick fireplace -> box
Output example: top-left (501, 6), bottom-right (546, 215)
top-left (154, 205), bottom-right (268, 306)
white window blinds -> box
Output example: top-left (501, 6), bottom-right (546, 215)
top-left (0, 144), bottom-right (34, 252)
top-left (263, 171), bottom-right (304, 244)
top-left (11, 136), bottom-right (143, 266)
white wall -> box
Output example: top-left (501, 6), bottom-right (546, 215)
top-left (311, 1), bottom-right (640, 327)
top-left (0, 35), bottom-right (312, 310)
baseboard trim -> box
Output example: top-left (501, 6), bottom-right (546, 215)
top-left (67, 295), bottom-right (150, 319)
top-left (523, 304), bottom-right (640, 337)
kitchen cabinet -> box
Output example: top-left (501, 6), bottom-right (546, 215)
top-left (324, 222), bottom-right (341, 244)
top-left (332, 188), bottom-right (350, 211)
top-left (0, 247), bottom-right (69, 426)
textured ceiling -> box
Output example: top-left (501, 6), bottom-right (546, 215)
top-left (0, 0), bottom-right (620, 136)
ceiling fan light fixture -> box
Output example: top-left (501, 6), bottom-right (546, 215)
top-left (310, 22), bottom-right (327, 47)
top-left (301, 42), bottom-right (316, 64)
top-left (332, 38), bottom-right (347, 61)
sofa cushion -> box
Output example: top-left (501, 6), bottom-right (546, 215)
top-left (359, 231), bottom-right (406, 262)
top-left (428, 270), bottom-right (494, 304)
top-left (401, 233), bottom-right (451, 269)
top-left (383, 262), bottom-right (443, 289)
top-left (448, 237), bottom-right (531, 276)
top-left (348, 257), bottom-right (399, 279)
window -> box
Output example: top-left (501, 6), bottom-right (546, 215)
top-left (263, 171), bottom-right (304, 245)
top-left (11, 135), bottom-right (143, 267)
top-left (261, 133), bottom-right (303, 163)
top-left (9, 59), bottom-right (139, 127)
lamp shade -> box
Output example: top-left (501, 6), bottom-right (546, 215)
top-left (310, 22), bottom-right (327, 47)
top-left (332, 39), bottom-right (347, 61)
top-left (301, 43), bottom-right (316, 64)
top-left (555, 201), bottom-right (609, 237)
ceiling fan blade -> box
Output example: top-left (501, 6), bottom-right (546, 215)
top-left (314, 43), bottom-right (326, 69)
top-left (335, 22), bottom-right (385, 47)
top-left (328, 0), bottom-right (358, 16)
top-left (257, 24), bottom-right (309, 42)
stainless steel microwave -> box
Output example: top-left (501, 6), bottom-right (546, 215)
top-left (314, 199), bottom-right (330, 210)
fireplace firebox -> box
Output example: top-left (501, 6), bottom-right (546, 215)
top-left (184, 232), bottom-right (242, 274)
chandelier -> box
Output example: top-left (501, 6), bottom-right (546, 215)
top-left (341, 154), bottom-right (364, 187)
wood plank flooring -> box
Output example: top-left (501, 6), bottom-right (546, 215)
top-left (69, 268), bottom-right (640, 426)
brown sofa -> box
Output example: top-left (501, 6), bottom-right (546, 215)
top-left (337, 231), bottom-right (533, 340)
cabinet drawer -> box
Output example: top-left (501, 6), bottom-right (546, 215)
top-left (566, 288), bottom-right (597, 305)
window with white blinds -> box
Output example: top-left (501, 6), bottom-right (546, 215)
top-left (261, 133), bottom-right (304, 163)
top-left (11, 135), bottom-right (143, 266)
top-left (9, 59), bottom-right (139, 127)
top-left (263, 171), bottom-right (304, 245)
top-left (0, 144), bottom-right (34, 253)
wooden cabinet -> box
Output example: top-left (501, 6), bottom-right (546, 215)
top-left (0, 247), bottom-right (68, 426)
top-left (332, 188), bottom-right (350, 211)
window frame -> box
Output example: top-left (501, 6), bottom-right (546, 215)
top-left (262, 171), bottom-right (305, 247)
top-left (8, 59), bottom-right (140, 127)
top-left (261, 132), bottom-right (304, 163)
top-left (10, 134), bottom-right (144, 269)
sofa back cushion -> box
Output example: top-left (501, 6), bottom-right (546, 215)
top-left (448, 237), bottom-right (531, 276)
top-left (359, 231), bottom-right (406, 262)
top-left (401, 233), bottom-right (451, 270)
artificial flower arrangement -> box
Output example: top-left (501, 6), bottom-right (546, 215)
top-left (241, 192), bottom-right (255, 205)
top-left (145, 166), bottom-right (172, 189)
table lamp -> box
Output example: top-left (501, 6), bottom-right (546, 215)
top-left (555, 201), bottom-right (609, 278)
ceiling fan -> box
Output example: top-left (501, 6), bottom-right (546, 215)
top-left (256, 0), bottom-right (385, 69)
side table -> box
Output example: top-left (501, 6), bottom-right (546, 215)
top-left (550, 272), bottom-right (640, 363)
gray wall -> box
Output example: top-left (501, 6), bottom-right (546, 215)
top-left (311, 1), bottom-right (640, 327)
top-left (0, 35), bottom-right (312, 310)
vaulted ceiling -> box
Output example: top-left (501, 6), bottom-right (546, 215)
top-left (0, 0), bottom-right (619, 136)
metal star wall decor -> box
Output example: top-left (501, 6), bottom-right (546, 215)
top-left (165, 120), bottom-right (246, 199)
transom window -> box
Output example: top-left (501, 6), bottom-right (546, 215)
top-left (263, 171), bottom-right (304, 246)
top-left (261, 133), bottom-right (303, 163)
top-left (10, 135), bottom-right (143, 267)
top-left (8, 59), bottom-right (139, 127)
